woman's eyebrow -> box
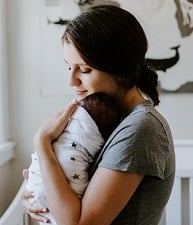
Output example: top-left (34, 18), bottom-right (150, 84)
top-left (64, 58), bottom-right (88, 66)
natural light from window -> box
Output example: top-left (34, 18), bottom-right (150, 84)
top-left (0, 0), bottom-right (15, 166)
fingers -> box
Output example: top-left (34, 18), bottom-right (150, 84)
top-left (61, 99), bottom-right (78, 121)
top-left (22, 197), bottom-right (50, 223)
top-left (28, 212), bottom-right (50, 223)
top-left (22, 169), bottom-right (29, 180)
top-left (54, 99), bottom-right (78, 130)
top-left (34, 99), bottom-right (78, 144)
top-left (22, 189), bottom-right (34, 199)
top-left (56, 99), bottom-right (78, 116)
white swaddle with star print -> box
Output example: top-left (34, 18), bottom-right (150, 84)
top-left (25, 106), bottom-right (104, 225)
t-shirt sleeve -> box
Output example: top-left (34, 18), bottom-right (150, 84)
top-left (98, 112), bottom-right (169, 179)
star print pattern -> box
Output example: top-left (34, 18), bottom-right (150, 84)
top-left (62, 137), bottom-right (99, 186)
top-left (26, 106), bottom-right (105, 214)
top-left (71, 142), bottom-right (77, 148)
top-left (72, 174), bottom-right (80, 179)
top-left (71, 143), bottom-right (77, 162)
top-left (70, 142), bottom-right (80, 178)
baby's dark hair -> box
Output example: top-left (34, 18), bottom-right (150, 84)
top-left (62, 5), bottom-right (160, 106)
top-left (79, 93), bottom-right (120, 140)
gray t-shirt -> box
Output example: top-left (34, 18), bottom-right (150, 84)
top-left (90, 100), bottom-right (175, 225)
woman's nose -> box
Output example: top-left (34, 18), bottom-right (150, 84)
top-left (69, 70), bottom-right (81, 87)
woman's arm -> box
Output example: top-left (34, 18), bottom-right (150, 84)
top-left (26, 100), bottom-right (144, 225)
top-left (36, 142), bottom-right (143, 225)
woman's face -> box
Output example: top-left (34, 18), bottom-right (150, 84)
top-left (63, 41), bottom-right (119, 101)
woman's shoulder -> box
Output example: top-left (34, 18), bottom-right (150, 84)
top-left (119, 100), bottom-right (170, 133)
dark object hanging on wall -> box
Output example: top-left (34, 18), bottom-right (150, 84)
top-left (146, 45), bottom-right (180, 72)
top-left (47, 18), bottom-right (70, 26)
top-left (77, 0), bottom-right (94, 5)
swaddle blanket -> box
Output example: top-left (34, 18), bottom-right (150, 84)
top-left (25, 106), bottom-right (104, 224)
top-left (53, 105), bottom-right (104, 196)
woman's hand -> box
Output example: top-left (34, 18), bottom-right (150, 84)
top-left (22, 100), bottom-right (78, 223)
top-left (22, 190), bottom-right (50, 223)
top-left (22, 169), bottom-right (50, 223)
top-left (34, 99), bottom-right (78, 148)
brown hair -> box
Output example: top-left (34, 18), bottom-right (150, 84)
top-left (62, 5), bottom-right (160, 106)
top-left (79, 93), bottom-right (120, 140)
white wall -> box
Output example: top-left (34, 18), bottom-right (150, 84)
top-left (0, 0), bottom-right (193, 217)
top-left (158, 93), bottom-right (193, 139)
top-left (0, 0), bottom-right (10, 143)
top-left (6, 0), bottom-right (73, 197)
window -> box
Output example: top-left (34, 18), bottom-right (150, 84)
top-left (0, 0), bottom-right (15, 166)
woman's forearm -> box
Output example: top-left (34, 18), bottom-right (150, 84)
top-left (36, 139), bottom-right (81, 225)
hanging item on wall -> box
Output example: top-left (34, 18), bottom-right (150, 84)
top-left (40, 0), bottom-right (193, 97)
top-left (47, 17), bottom-right (69, 25)
top-left (74, 0), bottom-right (120, 12)
top-left (44, 0), bottom-right (119, 22)
top-left (122, 0), bottom-right (193, 93)
top-left (146, 45), bottom-right (180, 73)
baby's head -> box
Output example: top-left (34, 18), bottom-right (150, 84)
top-left (79, 93), bottom-right (120, 140)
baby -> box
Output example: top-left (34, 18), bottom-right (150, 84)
top-left (25, 92), bottom-right (120, 225)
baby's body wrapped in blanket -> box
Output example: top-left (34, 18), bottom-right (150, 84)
top-left (25, 106), bottom-right (104, 225)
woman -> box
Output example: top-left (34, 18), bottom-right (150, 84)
top-left (22, 5), bottom-right (175, 225)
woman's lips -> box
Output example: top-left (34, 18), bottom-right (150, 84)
top-left (75, 90), bottom-right (88, 97)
